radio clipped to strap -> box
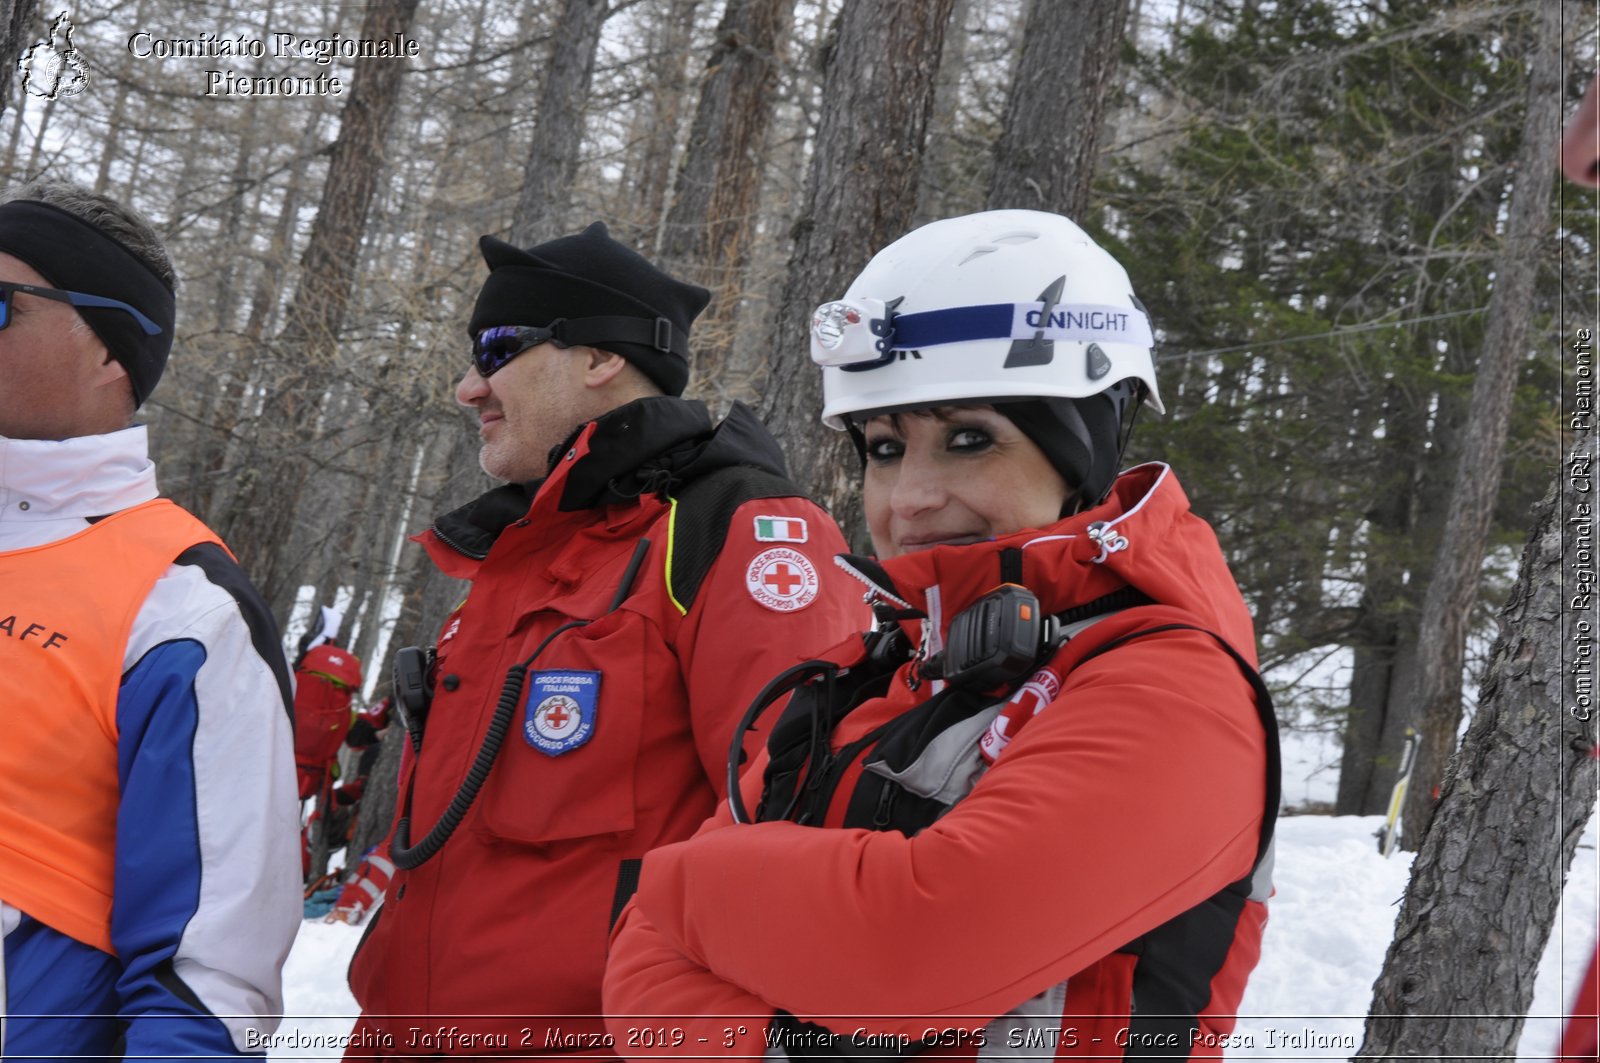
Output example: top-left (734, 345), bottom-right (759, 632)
top-left (921, 583), bottom-right (1155, 693)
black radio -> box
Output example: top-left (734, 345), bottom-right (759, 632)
top-left (923, 583), bottom-right (1050, 690)
top-left (391, 645), bottom-right (435, 752)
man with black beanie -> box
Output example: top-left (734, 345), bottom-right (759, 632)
top-left (0, 181), bottom-right (300, 1057)
top-left (346, 222), bottom-right (864, 1054)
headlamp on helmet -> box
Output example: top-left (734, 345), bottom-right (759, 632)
top-left (814, 210), bottom-right (1164, 430)
top-left (813, 210), bottom-right (1164, 510)
top-left (810, 296), bottom-right (1155, 370)
top-left (810, 297), bottom-right (893, 368)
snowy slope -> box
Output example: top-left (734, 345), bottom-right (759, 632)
top-left (1231, 812), bottom-right (1597, 1059)
top-left (266, 811), bottom-right (1598, 1060)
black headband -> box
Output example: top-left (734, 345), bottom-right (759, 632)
top-left (0, 199), bottom-right (175, 407)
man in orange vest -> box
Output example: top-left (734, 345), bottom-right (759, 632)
top-left (0, 181), bottom-right (300, 1058)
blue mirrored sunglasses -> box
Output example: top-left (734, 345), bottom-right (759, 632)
top-left (471, 324), bottom-right (564, 378)
top-left (0, 281), bottom-right (162, 335)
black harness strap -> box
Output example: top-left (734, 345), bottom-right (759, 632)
top-left (999, 546), bottom-right (1024, 585)
top-left (1076, 625), bottom-right (1278, 1062)
top-left (608, 858), bottom-right (643, 931)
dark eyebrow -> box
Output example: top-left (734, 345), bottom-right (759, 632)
top-left (868, 404), bottom-right (999, 435)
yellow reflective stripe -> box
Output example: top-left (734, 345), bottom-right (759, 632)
top-left (304, 670), bottom-right (354, 691)
top-left (665, 495), bottom-right (687, 616)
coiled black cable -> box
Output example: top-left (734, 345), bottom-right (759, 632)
top-left (390, 538), bottom-right (652, 870)
top-left (724, 660), bottom-right (839, 825)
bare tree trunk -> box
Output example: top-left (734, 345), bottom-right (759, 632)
top-left (1399, 0), bottom-right (1563, 846)
top-left (280, 0), bottom-right (423, 367)
top-left (756, 0), bottom-right (955, 545)
top-left (509, 0), bottom-right (611, 244)
top-left (913, 0), bottom-right (974, 225)
top-left (1357, 445), bottom-right (1599, 1057)
top-left (0, 0), bottom-right (38, 124)
top-left (90, 0), bottom-right (147, 195)
top-left (627, 0), bottom-right (700, 247)
top-left (1335, 27), bottom-right (1501, 816)
top-left (348, 434), bottom-right (431, 674)
top-left (22, 93), bottom-right (56, 176)
top-left (986, 0), bottom-right (1131, 219)
top-left (1338, 586), bottom-right (1410, 814)
top-left (1339, 348), bottom-right (1475, 817)
top-left (199, 97), bottom-right (331, 532)
top-left (1, 91), bottom-right (25, 177)
top-left (348, 720), bottom-right (407, 863)
top-left (218, 0), bottom-right (423, 617)
top-left (660, 0), bottom-right (797, 395)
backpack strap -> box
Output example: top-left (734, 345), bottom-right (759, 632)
top-left (664, 466), bottom-right (813, 614)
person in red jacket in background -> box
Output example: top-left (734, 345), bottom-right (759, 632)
top-left (291, 610), bottom-right (364, 802)
top-left (1560, 70), bottom-right (1600, 1063)
top-left (1565, 944), bottom-right (1600, 1063)
top-left (318, 697), bottom-right (397, 924)
top-left (603, 211), bottom-right (1279, 1060)
top-left (329, 695), bottom-right (391, 811)
top-left (292, 611), bottom-right (365, 881)
top-left (344, 221), bottom-right (866, 1055)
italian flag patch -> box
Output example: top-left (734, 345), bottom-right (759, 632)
top-left (753, 515), bottom-right (808, 543)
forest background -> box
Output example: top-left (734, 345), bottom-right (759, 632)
top-left (0, 0), bottom-right (1594, 1052)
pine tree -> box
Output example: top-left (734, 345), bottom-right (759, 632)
top-left (1101, 0), bottom-right (1563, 818)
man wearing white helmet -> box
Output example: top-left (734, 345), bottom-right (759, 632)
top-left (604, 210), bottom-right (1279, 1060)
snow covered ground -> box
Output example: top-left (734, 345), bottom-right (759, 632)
top-left (269, 811), bottom-right (1597, 1060)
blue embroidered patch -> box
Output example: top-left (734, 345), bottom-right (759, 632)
top-left (523, 670), bottom-right (601, 756)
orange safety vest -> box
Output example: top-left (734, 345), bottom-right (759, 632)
top-left (0, 499), bottom-right (221, 954)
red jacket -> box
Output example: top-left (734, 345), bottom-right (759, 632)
top-left (604, 463), bottom-right (1276, 1061)
top-left (347, 398), bottom-right (866, 1054)
top-left (293, 643), bottom-right (364, 792)
top-left (1561, 934), bottom-right (1599, 1061)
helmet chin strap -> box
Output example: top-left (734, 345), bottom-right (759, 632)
top-left (1059, 378), bottom-right (1146, 517)
top-left (1116, 387), bottom-right (1145, 463)
top-left (844, 421), bottom-right (869, 465)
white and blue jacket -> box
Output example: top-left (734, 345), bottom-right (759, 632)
top-left (0, 426), bottom-right (300, 1060)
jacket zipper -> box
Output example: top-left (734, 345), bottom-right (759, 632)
top-left (871, 782), bottom-right (897, 828)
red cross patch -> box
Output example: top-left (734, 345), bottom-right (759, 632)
top-left (745, 547), bottom-right (821, 612)
top-left (523, 670), bottom-right (600, 755)
top-left (539, 698), bottom-right (576, 733)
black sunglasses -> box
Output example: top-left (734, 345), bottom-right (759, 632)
top-left (0, 281), bottom-right (162, 335)
top-left (471, 324), bottom-right (566, 378)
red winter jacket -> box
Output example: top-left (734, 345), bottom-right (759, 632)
top-left (1560, 932), bottom-right (1599, 1060)
top-left (603, 463), bottom-right (1276, 1061)
top-left (293, 643), bottom-right (364, 798)
top-left (346, 398), bottom-right (866, 1055)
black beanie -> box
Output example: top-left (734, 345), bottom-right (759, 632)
top-left (998, 386), bottom-right (1140, 513)
top-left (467, 222), bottom-right (710, 397)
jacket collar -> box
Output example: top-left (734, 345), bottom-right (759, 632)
top-left (0, 427), bottom-right (158, 549)
top-left (834, 463), bottom-right (1189, 642)
top-left (429, 396), bottom-right (788, 561)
